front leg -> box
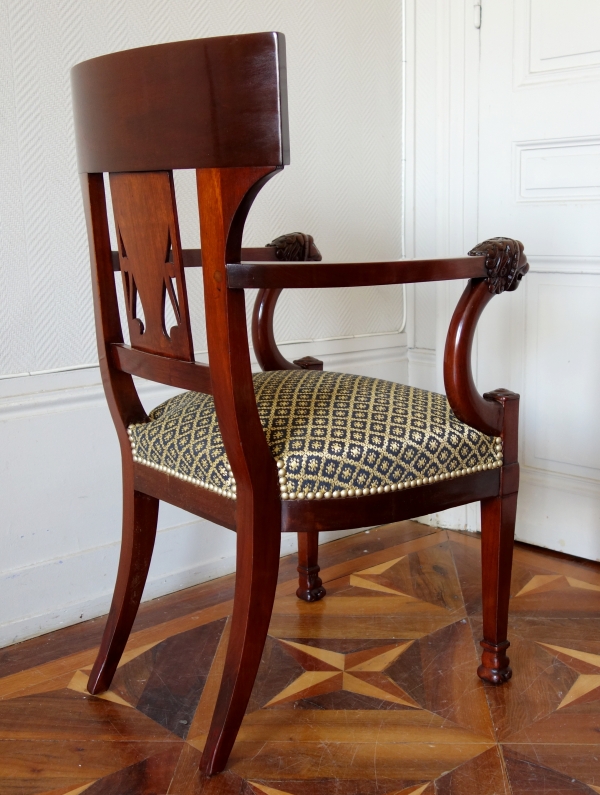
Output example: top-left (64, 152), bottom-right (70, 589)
top-left (297, 532), bottom-right (326, 602)
top-left (479, 492), bottom-right (517, 683)
top-left (478, 389), bottom-right (520, 684)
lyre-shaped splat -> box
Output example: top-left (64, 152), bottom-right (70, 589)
top-left (110, 171), bottom-right (194, 361)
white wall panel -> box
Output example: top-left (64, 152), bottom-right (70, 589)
top-left (530, 0), bottom-right (600, 72)
top-left (476, 0), bottom-right (600, 562)
top-left (515, 0), bottom-right (600, 86)
top-left (517, 137), bottom-right (600, 202)
top-left (526, 277), bottom-right (600, 477)
top-left (405, 0), bottom-right (482, 532)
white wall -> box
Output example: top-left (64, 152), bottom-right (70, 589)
top-left (0, 1), bottom-right (405, 646)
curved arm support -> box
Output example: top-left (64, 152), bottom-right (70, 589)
top-left (444, 237), bottom-right (529, 437)
top-left (444, 279), bottom-right (502, 436)
top-left (252, 287), bottom-right (300, 370)
top-left (251, 232), bottom-right (322, 371)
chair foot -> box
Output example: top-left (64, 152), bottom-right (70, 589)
top-left (88, 487), bottom-right (159, 695)
top-left (296, 572), bottom-right (326, 602)
top-left (477, 639), bottom-right (512, 684)
top-left (296, 532), bottom-right (326, 602)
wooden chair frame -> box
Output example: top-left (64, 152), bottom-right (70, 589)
top-left (72, 33), bottom-right (528, 777)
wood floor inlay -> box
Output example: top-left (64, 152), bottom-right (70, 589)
top-left (1, 521), bottom-right (600, 794)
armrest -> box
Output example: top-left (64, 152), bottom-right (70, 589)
top-left (444, 238), bottom-right (529, 437)
top-left (229, 255), bottom-right (487, 289)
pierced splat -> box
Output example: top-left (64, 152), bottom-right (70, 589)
top-left (110, 171), bottom-right (194, 360)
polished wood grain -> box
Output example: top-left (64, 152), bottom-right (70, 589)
top-left (71, 33), bottom-right (289, 173)
top-left (478, 391), bottom-right (520, 684)
top-left (87, 490), bottom-right (159, 695)
top-left (195, 164), bottom-right (284, 775)
top-left (228, 255), bottom-right (488, 289)
top-left (133, 465), bottom-right (237, 531)
top-left (72, 33), bottom-right (527, 776)
top-left (110, 344), bottom-right (212, 395)
top-left (2, 526), bottom-right (599, 795)
top-left (112, 246), bottom-right (281, 272)
top-left (252, 286), bottom-right (298, 371)
top-left (444, 280), bottom-right (503, 436)
top-left (281, 469), bottom-right (501, 533)
top-left (292, 355), bottom-right (324, 370)
top-left (110, 170), bottom-right (194, 361)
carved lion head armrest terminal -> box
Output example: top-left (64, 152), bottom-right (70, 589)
top-left (468, 237), bottom-right (529, 295)
top-left (266, 232), bottom-right (322, 263)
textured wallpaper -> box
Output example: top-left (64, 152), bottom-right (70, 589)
top-left (0, 0), bottom-right (403, 376)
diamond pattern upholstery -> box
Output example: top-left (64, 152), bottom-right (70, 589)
top-left (128, 370), bottom-right (503, 501)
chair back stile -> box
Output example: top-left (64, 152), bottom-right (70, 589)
top-left (80, 172), bottom-right (148, 440)
top-left (196, 166), bottom-right (282, 499)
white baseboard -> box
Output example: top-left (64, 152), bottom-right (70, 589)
top-left (0, 334), bottom-right (407, 648)
top-left (517, 468), bottom-right (600, 561)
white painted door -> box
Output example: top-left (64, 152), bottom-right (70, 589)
top-left (476, 0), bottom-right (600, 560)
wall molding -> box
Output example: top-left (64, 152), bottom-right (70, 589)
top-left (514, 0), bottom-right (600, 88)
top-left (514, 135), bottom-right (600, 203)
top-left (527, 255), bottom-right (600, 275)
top-left (521, 464), bottom-right (600, 501)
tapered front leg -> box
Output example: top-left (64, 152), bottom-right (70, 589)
top-left (296, 532), bottom-right (326, 602)
top-left (88, 485), bottom-right (159, 694)
top-left (477, 389), bottom-right (520, 685)
top-left (478, 492), bottom-right (517, 684)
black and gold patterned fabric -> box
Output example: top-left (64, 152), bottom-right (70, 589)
top-left (128, 370), bottom-right (503, 501)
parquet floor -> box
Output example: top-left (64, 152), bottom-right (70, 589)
top-left (2, 521), bottom-right (600, 794)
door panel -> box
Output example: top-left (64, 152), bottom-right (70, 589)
top-left (477, 0), bottom-right (600, 559)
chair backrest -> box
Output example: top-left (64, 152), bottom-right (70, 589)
top-left (72, 33), bottom-right (289, 173)
top-left (72, 33), bottom-right (289, 364)
top-left (73, 34), bottom-right (289, 500)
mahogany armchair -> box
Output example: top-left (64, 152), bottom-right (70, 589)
top-left (71, 33), bottom-right (528, 777)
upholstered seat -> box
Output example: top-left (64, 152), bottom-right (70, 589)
top-left (128, 369), bottom-right (503, 501)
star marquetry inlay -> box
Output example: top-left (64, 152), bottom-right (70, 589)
top-left (349, 556), bottom-right (418, 597)
top-left (538, 642), bottom-right (600, 709)
top-left (265, 638), bottom-right (420, 708)
top-left (515, 574), bottom-right (600, 598)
